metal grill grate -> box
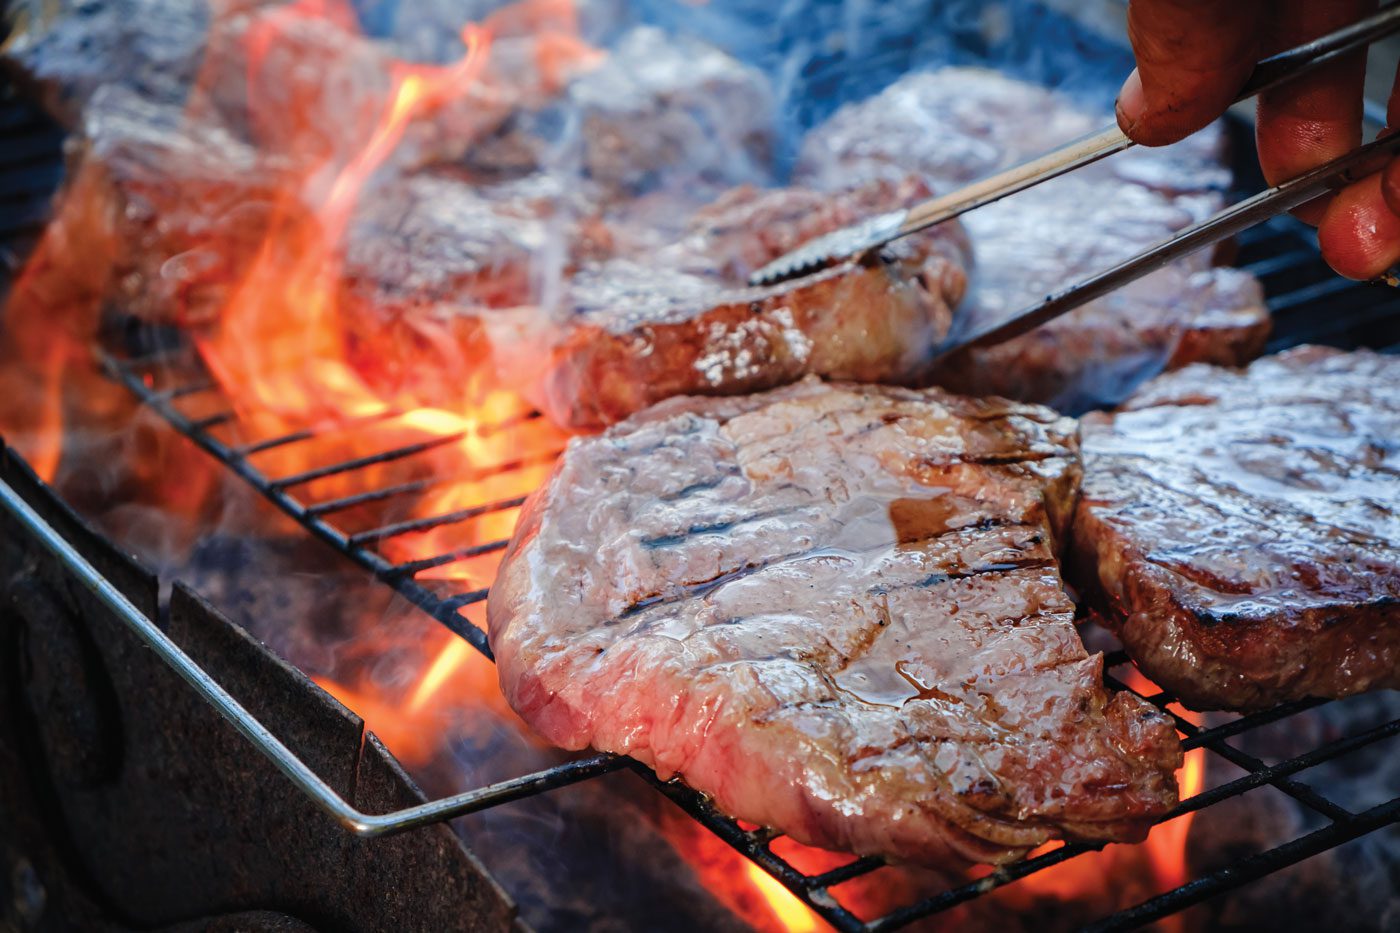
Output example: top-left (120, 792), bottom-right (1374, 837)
top-left (3, 79), bottom-right (1399, 932)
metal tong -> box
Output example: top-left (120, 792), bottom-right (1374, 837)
top-left (748, 4), bottom-right (1400, 356)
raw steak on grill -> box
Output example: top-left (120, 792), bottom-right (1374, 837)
top-left (1071, 346), bottom-right (1400, 711)
top-left (795, 68), bottom-right (1270, 411)
top-left (529, 175), bottom-right (972, 430)
top-left (489, 378), bottom-right (1182, 867)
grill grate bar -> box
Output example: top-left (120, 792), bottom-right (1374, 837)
top-left (228, 409), bottom-right (407, 457)
top-left (1196, 739), bottom-right (1355, 823)
top-left (439, 589), bottom-right (491, 611)
top-left (349, 495), bottom-right (527, 547)
top-left (268, 431), bottom-right (468, 489)
top-left (1082, 795), bottom-right (1400, 933)
top-left (387, 540), bottom-right (510, 578)
top-left (803, 855), bottom-right (885, 890)
top-left (306, 451), bottom-right (559, 517)
top-left (1181, 698), bottom-right (1329, 750)
top-left (1167, 716), bottom-right (1400, 821)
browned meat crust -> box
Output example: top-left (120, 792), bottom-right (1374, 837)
top-left (535, 176), bottom-right (972, 430)
top-left (489, 378), bottom-right (1181, 867)
top-left (1071, 346), bottom-right (1400, 711)
top-left (795, 68), bottom-right (1270, 410)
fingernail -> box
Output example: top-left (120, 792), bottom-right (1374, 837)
top-left (1115, 69), bottom-right (1145, 133)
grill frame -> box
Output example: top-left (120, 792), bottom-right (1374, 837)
top-left (3, 77), bottom-right (1400, 932)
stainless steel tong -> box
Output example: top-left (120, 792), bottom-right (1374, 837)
top-left (748, 4), bottom-right (1400, 357)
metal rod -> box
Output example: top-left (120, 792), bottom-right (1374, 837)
top-left (0, 475), bottom-right (626, 837)
top-left (350, 494), bottom-right (527, 547)
top-left (387, 540), bottom-right (510, 579)
top-left (1083, 796), bottom-right (1400, 933)
top-left (933, 129), bottom-right (1400, 360)
top-left (269, 430), bottom-right (468, 490)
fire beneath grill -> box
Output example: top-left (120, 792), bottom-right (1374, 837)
top-left (0, 0), bottom-right (1398, 930)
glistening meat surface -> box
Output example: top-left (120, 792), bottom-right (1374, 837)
top-left (1072, 346), bottom-right (1400, 711)
top-left (531, 176), bottom-right (971, 430)
top-left (488, 379), bottom-right (1181, 867)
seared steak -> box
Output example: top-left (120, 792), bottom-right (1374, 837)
top-left (532, 176), bottom-right (972, 430)
top-left (795, 68), bottom-right (1270, 411)
top-left (558, 26), bottom-right (775, 202)
top-left (1072, 346), bottom-right (1400, 711)
top-left (489, 378), bottom-right (1182, 866)
top-left (40, 85), bottom-right (293, 331)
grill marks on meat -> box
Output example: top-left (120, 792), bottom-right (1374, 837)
top-left (489, 379), bottom-right (1181, 867)
top-left (1071, 347), bottom-right (1400, 711)
top-left (795, 69), bottom-right (1270, 411)
top-left (536, 177), bottom-right (972, 430)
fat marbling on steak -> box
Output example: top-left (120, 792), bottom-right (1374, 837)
top-left (1072, 346), bottom-right (1400, 711)
top-left (488, 378), bottom-right (1181, 866)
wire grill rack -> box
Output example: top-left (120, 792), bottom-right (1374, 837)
top-left (3, 78), bottom-right (1399, 931)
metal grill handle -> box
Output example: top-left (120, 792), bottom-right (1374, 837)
top-left (0, 476), bottom-right (623, 838)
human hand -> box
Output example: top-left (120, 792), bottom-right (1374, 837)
top-left (1115, 0), bottom-right (1400, 280)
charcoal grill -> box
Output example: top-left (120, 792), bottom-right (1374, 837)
top-left (2, 54), bottom-right (1399, 932)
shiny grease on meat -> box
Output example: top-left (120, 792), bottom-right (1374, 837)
top-left (534, 176), bottom-right (972, 431)
top-left (489, 379), bottom-right (1181, 867)
top-left (1072, 346), bottom-right (1400, 711)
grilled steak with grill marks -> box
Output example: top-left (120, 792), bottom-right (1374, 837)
top-left (1072, 346), bottom-right (1400, 711)
top-left (489, 378), bottom-right (1182, 867)
top-left (533, 176), bottom-right (971, 430)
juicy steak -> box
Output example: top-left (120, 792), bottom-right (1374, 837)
top-left (534, 176), bottom-right (972, 430)
top-left (489, 379), bottom-right (1182, 867)
top-left (795, 69), bottom-right (1270, 411)
top-left (1071, 347), bottom-right (1400, 711)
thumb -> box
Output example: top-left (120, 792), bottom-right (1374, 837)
top-left (1117, 0), bottom-right (1264, 146)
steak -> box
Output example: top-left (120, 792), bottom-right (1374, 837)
top-left (1071, 346), bottom-right (1400, 711)
top-left (531, 176), bottom-right (972, 431)
top-left (39, 85), bottom-right (294, 331)
top-left (795, 68), bottom-right (1270, 411)
top-left (488, 378), bottom-right (1182, 866)
top-left (558, 26), bottom-right (775, 202)
top-left (0, 0), bottom-right (210, 124)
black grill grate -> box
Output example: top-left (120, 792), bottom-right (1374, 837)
top-left (2, 80), bottom-right (1398, 933)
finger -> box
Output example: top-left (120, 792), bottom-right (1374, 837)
top-left (1116, 0), bottom-right (1264, 146)
top-left (1317, 173), bottom-right (1400, 279)
top-left (1382, 156), bottom-right (1400, 219)
top-left (1257, 0), bottom-right (1376, 225)
top-left (1379, 67), bottom-right (1400, 217)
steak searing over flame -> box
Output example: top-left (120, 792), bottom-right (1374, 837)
top-left (532, 175), bottom-right (972, 430)
top-left (488, 378), bottom-right (1182, 866)
top-left (1072, 346), bottom-right (1400, 711)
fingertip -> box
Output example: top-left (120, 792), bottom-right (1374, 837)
top-left (1317, 175), bottom-right (1400, 280)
